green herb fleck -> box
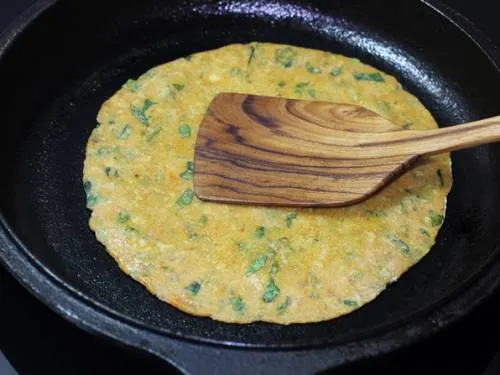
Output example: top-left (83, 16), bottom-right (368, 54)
top-left (275, 47), bottom-right (296, 68)
top-left (83, 180), bottom-right (92, 195)
top-left (145, 126), bottom-right (162, 142)
top-left (346, 249), bottom-right (356, 261)
top-left (186, 281), bottom-right (201, 296)
top-left (117, 211), bottom-right (130, 223)
top-left (437, 169), bottom-right (444, 187)
top-left (96, 147), bottom-right (115, 156)
top-left (277, 81), bottom-right (286, 88)
top-left (231, 296), bottom-right (245, 312)
top-left (247, 255), bottom-right (268, 274)
top-left (387, 233), bottom-right (411, 255)
top-left (173, 83), bottom-right (185, 91)
top-left (104, 167), bottom-right (119, 178)
top-left (124, 79), bottom-right (139, 92)
top-left (285, 213), bottom-right (297, 228)
top-left (305, 62), bottom-right (322, 74)
top-left (330, 67), bottom-right (342, 76)
top-left (178, 124), bottom-right (192, 138)
top-left (296, 82), bottom-right (309, 90)
top-left (277, 296), bottom-right (291, 315)
top-left (366, 210), bottom-right (387, 217)
top-left (180, 161), bottom-right (194, 180)
top-left (295, 82), bottom-right (316, 98)
top-left (254, 226), bottom-right (265, 239)
top-left (379, 101), bottom-right (390, 113)
top-left (417, 192), bottom-right (433, 201)
top-left (95, 122), bottom-right (101, 128)
top-left (420, 228), bottom-right (430, 237)
top-left (83, 180), bottom-right (98, 208)
top-left (429, 210), bottom-right (444, 227)
top-left (113, 124), bottom-right (132, 140)
top-left (263, 279), bottom-right (280, 303)
top-left (177, 188), bottom-right (195, 207)
top-left (131, 99), bottom-right (154, 126)
top-left (270, 260), bottom-right (280, 277)
top-left (403, 122), bottom-right (413, 129)
top-left (353, 72), bottom-right (385, 82)
top-left (199, 214), bottom-right (208, 225)
top-left (238, 242), bottom-right (249, 251)
top-left (230, 67), bottom-right (242, 76)
top-left (342, 299), bottom-right (359, 307)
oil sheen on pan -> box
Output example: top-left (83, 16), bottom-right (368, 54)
top-left (82, 43), bottom-right (452, 324)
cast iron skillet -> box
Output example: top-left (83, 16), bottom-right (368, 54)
top-left (0, 0), bottom-right (499, 373)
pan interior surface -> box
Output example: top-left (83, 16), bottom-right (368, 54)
top-left (0, 0), bottom-right (499, 348)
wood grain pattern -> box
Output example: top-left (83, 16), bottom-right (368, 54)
top-left (194, 93), bottom-right (500, 207)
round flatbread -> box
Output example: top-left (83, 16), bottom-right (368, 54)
top-left (83, 43), bottom-right (452, 324)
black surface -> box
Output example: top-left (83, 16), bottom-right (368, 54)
top-left (0, 0), bottom-right (499, 374)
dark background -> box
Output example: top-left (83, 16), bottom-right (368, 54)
top-left (0, 0), bottom-right (499, 374)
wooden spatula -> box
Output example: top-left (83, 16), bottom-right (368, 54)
top-left (193, 92), bottom-right (500, 207)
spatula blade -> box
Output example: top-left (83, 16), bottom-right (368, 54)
top-left (193, 93), bottom-right (416, 207)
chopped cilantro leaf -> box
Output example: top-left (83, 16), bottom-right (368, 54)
top-left (178, 124), bottom-right (192, 138)
top-left (173, 83), bottom-right (185, 91)
top-left (246, 255), bottom-right (268, 274)
top-left (104, 167), bottom-right (119, 178)
top-left (131, 99), bottom-right (155, 126)
top-left (254, 226), bottom-right (265, 239)
top-left (180, 161), bottom-right (194, 180)
top-left (330, 67), bottom-right (342, 76)
top-left (275, 47), bottom-right (296, 68)
top-left (113, 124), bottom-right (132, 140)
top-left (177, 188), bottom-right (195, 207)
top-left (305, 62), bottom-right (322, 74)
top-left (117, 212), bottom-right (130, 223)
top-left (353, 72), bottom-right (384, 82)
top-left (263, 279), bottom-right (280, 303)
top-left (342, 299), bottom-right (359, 307)
top-left (145, 126), bottom-right (162, 142)
top-left (285, 213), bottom-right (297, 228)
top-left (295, 81), bottom-right (316, 98)
top-left (186, 281), bottom-right (201, 296)
top-left (387, 233), bottom-right (411, 255)
top-left (230, 67), bottom-right (242, 76)
top-left (277, 296), bottom-right (291, 315)
top-left (199, 214), bottom-right (208, 225)
top-left (231, 296), bottom-right (245, 312)
top-left (83, 180), bottom-right (98, 208)
top-left (429, 210), bottom-right (444, 227)
top-left (124, 79), bottom-right (139, 92)
top-left (420, 228), bottom-right (430, 237)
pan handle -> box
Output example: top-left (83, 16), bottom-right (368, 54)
top-left (149, 338), bottom-right (346, 375)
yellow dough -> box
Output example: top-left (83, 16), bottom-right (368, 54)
top-left (83, 43), bottom-right (452, 324)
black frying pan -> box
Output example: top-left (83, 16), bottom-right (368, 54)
top-left (0, 0), bottom-right (499, 373)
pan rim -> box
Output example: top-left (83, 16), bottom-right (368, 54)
top-left (0, 0), bottom-right (499, 362)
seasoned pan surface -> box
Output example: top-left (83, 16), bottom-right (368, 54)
top-left (0, 0), bottom-right (499, 371)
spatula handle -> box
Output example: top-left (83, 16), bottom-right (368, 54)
top-left (416, 116), bottom-right (500, 156)
top-left (364, 116), bottom-right (500, 158)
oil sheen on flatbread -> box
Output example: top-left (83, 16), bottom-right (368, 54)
top-left (83, 43), bottom-right (452, 324)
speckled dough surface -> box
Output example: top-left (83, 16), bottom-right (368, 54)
top-left (83, 43), bottom-right (452, 324)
